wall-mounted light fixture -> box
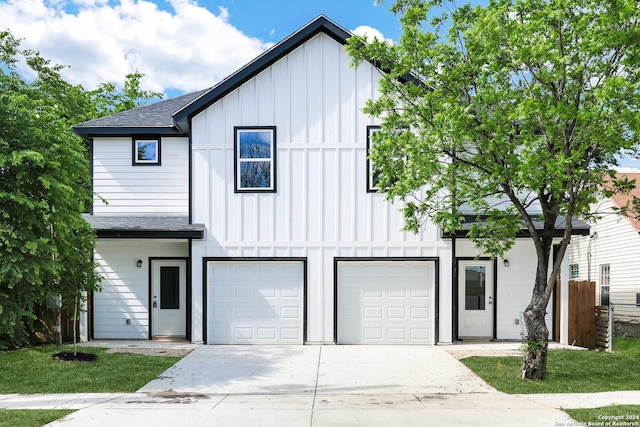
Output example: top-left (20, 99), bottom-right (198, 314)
top-left (503, 259), bottom-right (510, 267)
top-left (137, 259), bottom-right (143, 268)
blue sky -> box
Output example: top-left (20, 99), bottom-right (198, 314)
top-left (0, 0), bottom-right (404, 95)
top-left (1, 0), bottom-right (637, 170)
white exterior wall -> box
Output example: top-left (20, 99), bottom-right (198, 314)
top-left (191, 33), bottom-right (451, 343)
top-left (456, 239), bottom-right (555, 340)
top-left (569, 199), bottom-right (640, 305)
top-left (93, 239), bottom-right (188, 339)
top-left (92, 136), bottom-right (189, 215)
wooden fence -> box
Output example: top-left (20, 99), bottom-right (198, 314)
top-left (595, 305), bottom-right (611, 351)
top-left (568, 280), bottom-right (595, 349)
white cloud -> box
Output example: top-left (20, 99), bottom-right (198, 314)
top-left (352, 25), bottom-right (392, 44)
top-left (0, 0), bottom-right (273, 94)
top-left (615, 167), bottom-right (640, 173)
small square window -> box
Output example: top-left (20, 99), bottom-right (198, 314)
top-left (234, 127), bottom-right (276, 192)
top-left (133, 138), bottom-right (161, 165)
top-left (569, 264), bottom-right (579, 280)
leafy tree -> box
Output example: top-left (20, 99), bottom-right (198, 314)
top-left (348, 0), bottom-right (640, 379)
top-left (89, 71), bottom-right (163, 117)
top-left (0, 30), bottom-right (161, 349)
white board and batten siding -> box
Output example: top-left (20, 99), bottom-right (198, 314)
top-left (569, 199), bottom-right (640, 305)
top-left (93, 239), bottom-right (188, 339)
top-left (190, 32), bottom-right (450, 344)
top-left (92, 136), bottom-right (189, 215)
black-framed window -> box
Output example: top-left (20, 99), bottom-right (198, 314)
top-left (132, 137), bottom-right (161, 165)
top-left (234, 127), bottom-right (276, 192)
top-left (366, 125), bottom-right (407, 193)
top-left (160, 266), bottom-right (180, 309)
top-left (367, 126), bottom-right (382, 193)
top-left (569, 264), bottom-right (579, 280)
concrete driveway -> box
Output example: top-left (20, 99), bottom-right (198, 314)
top-left (48, 345), bottom-right (576, 427)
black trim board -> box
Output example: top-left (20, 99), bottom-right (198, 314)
top-left (202, 257), bottom-right (308, 344)
top-left (94, 230), bottom-right (204, 239)
top-left (333, 257), bottom-right (440, 345)
top-left (74, 127), bottom-right (187, 140)
top-left (89, 138), bottom-right (94, 215)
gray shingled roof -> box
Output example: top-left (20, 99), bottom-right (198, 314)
top-left (73, 88), bottom-right (210, 136)
top-left (83, 215), bottom-right (205, 239)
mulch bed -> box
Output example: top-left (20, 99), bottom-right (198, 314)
top-left (52, 351), bottom-right (98, 362)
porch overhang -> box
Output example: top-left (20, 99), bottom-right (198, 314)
top-left (82, 215), bottom-right (205, 239)
top-left (440, 215), bottom-right (590, 238)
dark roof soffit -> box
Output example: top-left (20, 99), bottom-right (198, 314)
top-left (441, 215), bottom-right (591, 238)
top-left (172, 15), bottom-right (351, 130)
top-left (72, 126), bottom-right (187, 139)
top-left (95, 229), bottom-right (204, 239)
top-left (83, 215), bottom-right (205, 239)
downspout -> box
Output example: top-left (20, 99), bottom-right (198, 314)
top-left (452, 236), bottom-right (458, 342)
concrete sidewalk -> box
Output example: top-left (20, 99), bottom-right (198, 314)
top-left (0, 344), bottom-right (637, 426)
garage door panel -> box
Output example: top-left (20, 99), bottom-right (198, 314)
top-left (388, 307), bottom-right (407, 319)
top-left (338, 261), bottom-right (435, 345)
top-left (208, 261), bottom-right (304, 344)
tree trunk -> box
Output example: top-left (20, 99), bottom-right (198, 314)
top-left (521, 306), bottom-right (549, 380)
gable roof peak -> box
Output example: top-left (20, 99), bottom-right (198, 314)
top-left (172, 15), bottom-right (352, 130)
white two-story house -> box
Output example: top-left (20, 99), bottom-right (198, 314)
top-left (74, 16), bottom-right (588, 346)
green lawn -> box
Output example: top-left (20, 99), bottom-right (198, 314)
top-left (461, 339), bottom-right (640, 394)
top-left (566, 406), bottom-right (640, 425)
top-left (0, 345), bottom-right (182, 393)
top-left (0, 410), bottom-right (74, 427)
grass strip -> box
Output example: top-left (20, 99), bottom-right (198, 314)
top-left (0, 345), bottom-right (181, 393)
top-left (565, 405), bottom-right (640, 426)
top-left (0, 409), bottom-right (73, 427)
top-left (461, 346), bottom-right (640, 394)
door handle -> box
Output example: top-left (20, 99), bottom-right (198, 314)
top-left (153, 301), bottom-right (157, 308)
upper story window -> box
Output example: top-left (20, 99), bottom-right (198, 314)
top-left (367, 125), bottom-right (408, 193)
top-left (132, 137), bottom-right (161, 166)
top-left (234, 127), bottom-right (276, 192)
top-left (367, 126), bottom-right (382, 193)
top-left (569, 264), bottom-right (579, 280)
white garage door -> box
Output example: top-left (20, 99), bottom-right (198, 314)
top-left (337, 260), bottom-right (435, 344)
top-left (207, 261), bottom-right (304, 344)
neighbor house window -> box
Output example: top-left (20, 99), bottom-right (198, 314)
top-left (234, 127), bottom-right (276, 192)
top-left (569, 264), bottom-right (579, 280)
top-left (133, 137), bottom-right (160, 165)
top-left (600, 264), bottom-right (610, 306)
